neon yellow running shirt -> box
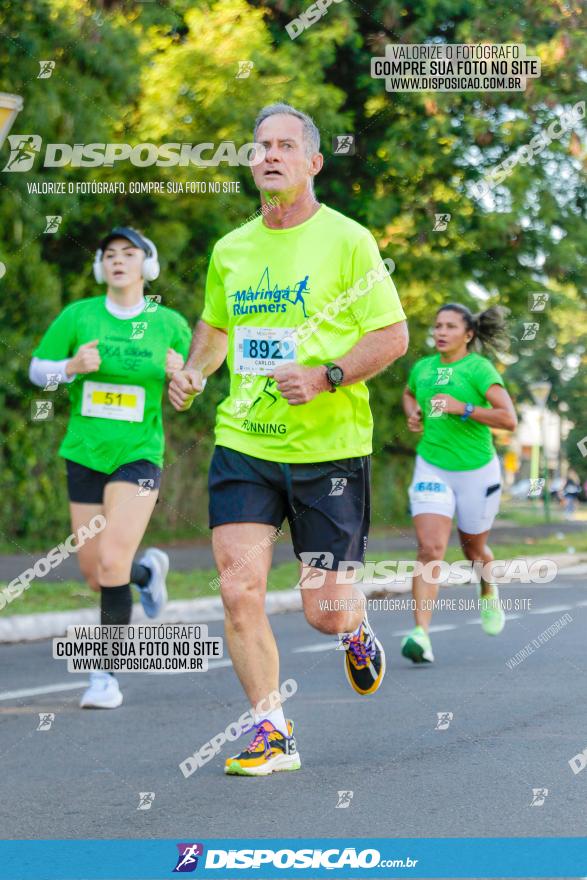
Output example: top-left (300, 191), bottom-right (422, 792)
top-left (33, 296), bottom-right (191, 472)
top-left (201, 205), bottom-right (406, 463)
top-left (408, 352), bottom-right (505, 471)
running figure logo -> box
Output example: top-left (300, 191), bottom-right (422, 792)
top-left (236, 60), bottom-right (254, 78)
top-left (529, 788), bottom-right (548, 806)
top-left (173, 843), bottom-right (204, 872)
top-left (36, 713), bottom-right (55, 731)
top-left (521, 322), bottom-right (539, 341)
top-left (44, 216), bottom-right (62, 233)
top-left (43, 373), bottom-right (62, 391)
top-left (332, 135), bottom-right (355, 155)
top-left (435, 712), bottom-right (453, 730)
top-left (137, 792), bottom-right (155, 810)
top-left (335, 790), bottom-right (354, 808)
top-left (31, 400), bottom-right (53, 421)
top-left (131, 321), bottom-right (148, 340)
top-left (529, 293), bottom-right (549, 312)
top-left (244, 377), bottom-right (278, 420)
top-left (38, 60), bottom-right (56, 78)
top-left (434, 367), bottom-right (453, 385)
top-left (2, 135), bottom-right (42, 172)
top-left (290, 274), bottom-right (310, 317)
top-left (433, 213), bottom-right (451, 231)
top-left (297, 552), bottom-right (334, 589)
top-left (329, 477), bottom-right (347, 496)
top-left (232, 398), bottom-right (252, 419)
top-left (528, 478), bottom-right (545, 498)
top-left (144, 294), bottom-right (161, 313)
top-left (429, 398), bottom-right (446, 418)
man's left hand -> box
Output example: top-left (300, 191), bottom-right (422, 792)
top-left (270, 364), bottom-right (329, 405)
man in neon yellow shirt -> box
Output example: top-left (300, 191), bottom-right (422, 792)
top-left (170, 103), bottom-right (408, 776)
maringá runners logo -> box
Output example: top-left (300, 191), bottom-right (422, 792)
top-left (229, 267), bottom-right (310, 317)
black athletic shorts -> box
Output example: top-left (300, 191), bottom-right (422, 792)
top-left (65, 459), bottom-right (162, 504)
top-left (208, 445), bottom-right (371, 568)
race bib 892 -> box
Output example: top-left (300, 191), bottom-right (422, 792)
top-left (234, 326), bottom-right (296, 375)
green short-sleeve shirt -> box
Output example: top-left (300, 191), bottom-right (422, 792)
top-left (408, 352), bottom-right (505, 471)
top-left (201, 205), bottom-right (406, 463)
top-left (33, 296), bottom-right (191, 472)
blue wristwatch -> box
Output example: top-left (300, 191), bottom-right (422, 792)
top-left (461, 403), bottom-right (474, 421)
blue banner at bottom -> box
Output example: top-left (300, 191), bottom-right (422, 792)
top-left (1, 838), bottom-right (587, 879)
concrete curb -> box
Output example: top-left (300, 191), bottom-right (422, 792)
top-left (1, 554), bottom-right (585, 644)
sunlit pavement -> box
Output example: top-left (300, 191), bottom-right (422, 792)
top-left (1, 573), bottom-right (586, 840)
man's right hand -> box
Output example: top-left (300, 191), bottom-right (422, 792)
top-left (168, 368), bottom-right (205, 412)
top-left (66, 340), bottom-right (101, 376)
top-left (407, 405), bottom-right (423, 432)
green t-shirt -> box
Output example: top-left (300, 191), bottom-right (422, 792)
top-left (33, 296), bottom-right (191, 473)
top-left (201, 205), bottom-right (406, 463)
top-left (408, 352), bottom-right (505, 471)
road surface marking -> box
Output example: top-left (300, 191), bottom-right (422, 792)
top-left (391, 624), bottom-right (458, 636)
top-left (529, 604), bottom-right (573, 615)
top-left (293, 642), bottom-right (337, 654)
top-left (0, 681), bottom-right (88, 701)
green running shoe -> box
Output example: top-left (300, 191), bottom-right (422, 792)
top-left (401, 625), bottom-right (434, 664)
top-left (479, 585), bottom-right (505, 636)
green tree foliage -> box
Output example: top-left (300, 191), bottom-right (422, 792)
top-left (0, 0), bottom-right (585, 543)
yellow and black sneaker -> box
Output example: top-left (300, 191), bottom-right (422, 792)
top-left (341, 614), bottom-right (386, 696)
top-left (224, 719), bottom-right (301, 776)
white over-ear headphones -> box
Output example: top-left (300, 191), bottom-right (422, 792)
top-left (93, 226), bottom-right (160, 284)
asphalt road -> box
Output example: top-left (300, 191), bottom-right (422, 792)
top-left (1, 574), bottom-right (586, 847)
top-left (0, 520), bottom-right (585, 583)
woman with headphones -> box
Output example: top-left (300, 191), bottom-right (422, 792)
top-left (29, 227), bottom-right (192, 708)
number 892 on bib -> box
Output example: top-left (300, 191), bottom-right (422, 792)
top-left (234, 326), bottom-right (296, 375)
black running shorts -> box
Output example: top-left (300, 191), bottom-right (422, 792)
top-left (208, 445), bottom-right (371, 567)
top-left (66, 459), bottom-right (162, 504)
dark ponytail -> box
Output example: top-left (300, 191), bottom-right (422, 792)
top-left (437, 303), bottom-right (510, 355)
top-left (475, 305), bottom-right (510, 354)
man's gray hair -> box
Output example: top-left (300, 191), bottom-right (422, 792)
top-left (253, 103), bottom-right (321, 156)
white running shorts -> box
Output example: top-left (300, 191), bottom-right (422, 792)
top-left (409, 455), bottom-right (502, 535)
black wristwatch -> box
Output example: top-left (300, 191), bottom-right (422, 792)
top-left (325, 362), bottom-right (344, 393)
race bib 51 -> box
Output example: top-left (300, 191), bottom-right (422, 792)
top-left (81, 381), bottom-right (145, 422)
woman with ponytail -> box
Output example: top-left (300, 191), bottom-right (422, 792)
top-left (400, 303), bottom-right (517, 664)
